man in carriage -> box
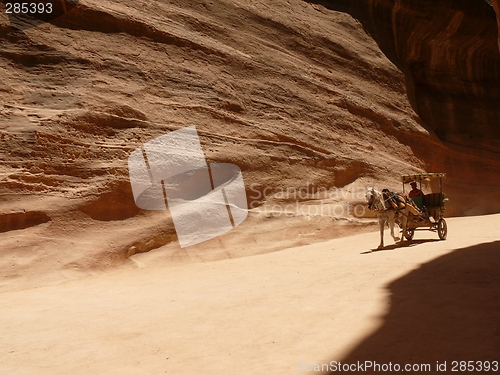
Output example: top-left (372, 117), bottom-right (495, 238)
top-left (408, 181), bottom-right (424, 208)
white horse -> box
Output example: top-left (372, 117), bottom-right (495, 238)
top-left (366, 188), bottom-right (410, 249)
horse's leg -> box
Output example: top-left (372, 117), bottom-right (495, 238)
top-left (389, 210), bottom-right (400, 243)
top-left (378, 216), bottom-right (385, 249)
top-left (399, 210), bottom-right (408, 243)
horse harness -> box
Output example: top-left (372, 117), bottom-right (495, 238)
top-left (369, 189), bottom-right (407, 212)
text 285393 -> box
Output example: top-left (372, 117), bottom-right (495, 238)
top-left (5, 3), bottom-right (53, 14)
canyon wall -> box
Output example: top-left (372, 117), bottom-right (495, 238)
top-left (0, 0), bottom-right (499, 284)
top-left (313, 0), bottom-right (500, 213)
top-left (494, 0), bottom-right (500, 50)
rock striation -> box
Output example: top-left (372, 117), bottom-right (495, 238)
top-left (0, 0), bottom-right (499, 286)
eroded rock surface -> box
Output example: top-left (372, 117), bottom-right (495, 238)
top-left (494, 0), bottom-right (500, 50)
top-left (0, 0), bottom-right (499, 287)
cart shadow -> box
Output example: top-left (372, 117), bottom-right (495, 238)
top-left (361, 239), bottom-right (441, 254)
top-left (324, 241), bottom-right (500, 373)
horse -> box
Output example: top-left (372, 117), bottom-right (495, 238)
top-left (366, 188), bottom-right (410, 249)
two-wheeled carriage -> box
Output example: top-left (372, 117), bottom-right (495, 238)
top-left (400, 173), bottom-right (448, 240)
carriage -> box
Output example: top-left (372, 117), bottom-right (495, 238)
top-left (399, 173), bottom-right (448, 240)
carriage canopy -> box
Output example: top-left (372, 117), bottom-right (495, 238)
top-left (401, 173), bottom-right (446, 184)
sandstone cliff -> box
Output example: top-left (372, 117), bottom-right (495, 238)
top-left (494, 0), bottom-right (500, 50)
top-left (313, 0), bottom-right (500, 210)
top-left (0, 0), bottom-right (499, 287)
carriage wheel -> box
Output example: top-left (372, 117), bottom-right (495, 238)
top-left (404, 227), bottom-right (415, 240)
top-left (437, 218), bottom-right (447, 240)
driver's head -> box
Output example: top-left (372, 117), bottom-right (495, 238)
top-left (410, 182), bottom-right (417, 189)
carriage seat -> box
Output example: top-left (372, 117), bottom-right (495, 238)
top-left (410, 196), bottom-right (423, 209)
top-left (422, 193), bottom-right (444, 220)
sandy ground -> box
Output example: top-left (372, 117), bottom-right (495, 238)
top-left (1, 214), bottom-right (499, 374)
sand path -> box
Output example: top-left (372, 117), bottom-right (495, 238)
top-left (1, 214), bottom-right (499, 374)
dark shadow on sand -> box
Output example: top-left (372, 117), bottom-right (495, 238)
top-left (326, 241), bottom-right (500, 373)
top-left (363, 238), bottom-right (441, 253)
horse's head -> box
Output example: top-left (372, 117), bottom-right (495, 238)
top-left (366, 187), bottom-right (385, 210)
top-left (365, 188), bottom-right (375, 204)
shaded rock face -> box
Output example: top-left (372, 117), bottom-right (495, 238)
top-left (317, 0), bottom-right (500, 151)
top-left (0, 211), bottom-right (51, 233)
top-left (494, 0), bottom-right (500, 50)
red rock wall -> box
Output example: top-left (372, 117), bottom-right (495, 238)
top-left (314, 0), bottom-right (500, 212)
top-left (343, 0), bottom-right (500, 150)
top-left (494, 0), bottom-right (500, 51)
